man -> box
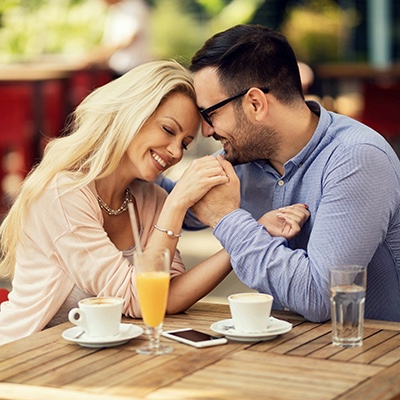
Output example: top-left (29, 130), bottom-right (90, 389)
top-left (161, 24), bottom-right (400, 322)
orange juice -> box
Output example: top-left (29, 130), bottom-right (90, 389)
top-left (136, 271), bottom-right (170, 327)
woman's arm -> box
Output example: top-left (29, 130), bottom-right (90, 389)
top-left (145, 155), bottom-right (229, 265)
top-left (167, 249), bottom-right (231, 314)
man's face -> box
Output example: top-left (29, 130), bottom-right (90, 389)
top-left (194, 67), bottom-right (279, 165)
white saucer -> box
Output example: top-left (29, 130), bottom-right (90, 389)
top-left (62, 323), bottom-right (143, 348)
top-left (210, 317), bottom-right (292, 342)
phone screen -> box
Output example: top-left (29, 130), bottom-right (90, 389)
top-left (168, 329), bottom-right (214, 342)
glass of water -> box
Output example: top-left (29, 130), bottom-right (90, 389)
top-left (329, 265), bottom-right (367, 348)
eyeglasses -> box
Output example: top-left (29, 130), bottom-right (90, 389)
top-left (199, 87), bottom-right (269, 127)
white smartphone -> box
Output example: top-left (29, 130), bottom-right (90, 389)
top-left (162, 328), bottom-right (228, 348)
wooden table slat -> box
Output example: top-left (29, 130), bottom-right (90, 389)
top-left (0, 382), bottom-right (134, 400)
top-left (336, 360), bottom-right (400, 400)
top-left (66, 353), bottom-right (177, 397)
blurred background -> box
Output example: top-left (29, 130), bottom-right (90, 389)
top-left (0, 0), bottom-right (399, 301)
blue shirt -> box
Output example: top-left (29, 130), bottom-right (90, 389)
top-left (160, 102), bottom-right (400, 322)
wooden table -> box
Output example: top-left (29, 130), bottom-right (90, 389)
top-left (0, 302), bottom-right (399, 400)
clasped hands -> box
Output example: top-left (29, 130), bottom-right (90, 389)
top-left (181, 154), bottom-right (310, 240)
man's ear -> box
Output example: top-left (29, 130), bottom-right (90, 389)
top-left (243, 87), bottom-right (268, 122)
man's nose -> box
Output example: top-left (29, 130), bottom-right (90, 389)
top-left (201, 119), bottom-right (214, 138)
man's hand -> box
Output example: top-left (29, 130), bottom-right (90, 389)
top-left (190, 155), bottom-right (240, 228)
top-left (168, 155), bottom-right (229, 210)
top-left (258, 204), bottom-right (310, 240)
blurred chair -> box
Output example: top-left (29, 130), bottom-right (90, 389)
top-left (0, 84), bottom-right (33, 213)
top-left (359, 81), bottom-right (400, 149)
top-left (68, 68), bottom-right (113, 108)
top-left (0, 288), bottom-right (9, 304)
top-left (0, 79), bottom-right (68, 215)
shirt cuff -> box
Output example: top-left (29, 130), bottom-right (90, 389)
top-left (213, 209), bottom-right (264, 247)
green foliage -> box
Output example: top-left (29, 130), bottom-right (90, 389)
top-left (282, 0), bottom-right (359, 63)
top-left (196, 0), bottom-right (227, 16)
top-left (151, 0), bottom-right (264, 64)
top-left (150, 0), bottom-right (207, 65)
top-left (0, 0), bottom-right (106, 63)
top-left (207, 0), bottom-right (264, 33)
top-left (0, 0), bottom-right (265, 64)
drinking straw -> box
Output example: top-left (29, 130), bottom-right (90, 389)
top-left (128, 202), bottom-right (143, 254)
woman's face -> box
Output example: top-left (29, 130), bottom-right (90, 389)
top-left (127, 92), bottom-right (200, 181)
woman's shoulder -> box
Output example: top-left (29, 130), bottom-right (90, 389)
top-left (47, 172), bottom-right (94, 196)
top-left (42, 173), bottom-right (97, 214)
top-left (48, 172), bottom-right (86, 187)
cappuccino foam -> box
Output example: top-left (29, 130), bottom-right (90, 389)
top-left (81, 297), bottom-right (122, 306)
top-left (230, 293), bottom-right (272, 303)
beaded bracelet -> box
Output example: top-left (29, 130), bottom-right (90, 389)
top-left (154, 224), bottom-right (182, 238)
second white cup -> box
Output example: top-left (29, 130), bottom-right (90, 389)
top-left (228, 292), bottom-right (274, 333)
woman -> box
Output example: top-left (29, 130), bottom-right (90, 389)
top-left (0, 60), bottom-right (308, 344)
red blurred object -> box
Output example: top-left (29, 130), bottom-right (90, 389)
top-left (359, 81), bottom-right (400, 144)
top-left (0, 68), bottom-right (113, 216)
top-left (0, 83), bottom-right (34, 215)
top-left (0, 288), bottom-right (9, 304)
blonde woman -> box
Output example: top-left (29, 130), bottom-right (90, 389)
top-left (0, 60), bottom-right (235, 344)
top-left (0, 60), bottom-right (309, 344)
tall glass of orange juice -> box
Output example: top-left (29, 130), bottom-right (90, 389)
top-left (134, 248), bottom-right (173, 355)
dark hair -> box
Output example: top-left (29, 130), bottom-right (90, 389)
top-left (190, 24), bottom-right (304, 104)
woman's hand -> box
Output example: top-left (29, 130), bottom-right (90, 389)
top-left (190, 155), bottom-right (240, 228)
top-left (169, 155), bottom-right (229, 210)
top-left (258, 204), bottom-right (310, 240)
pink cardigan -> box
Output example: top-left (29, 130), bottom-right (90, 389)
top-left (0, 174), bottom-right (185, 345)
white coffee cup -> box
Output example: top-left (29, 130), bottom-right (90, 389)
top-left (68, 297), bottom-right (124, 338)
top-left (228, 292), bottom-right (274, 333)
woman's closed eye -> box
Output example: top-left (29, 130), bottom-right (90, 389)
top-left (163, 126), bottom-right (190, 150)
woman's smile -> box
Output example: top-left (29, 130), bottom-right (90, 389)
top-left (151, 150), bottom-right (169, 170)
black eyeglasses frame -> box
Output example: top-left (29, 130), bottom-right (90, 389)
top-left (199, 87), bottom-right (269, 127)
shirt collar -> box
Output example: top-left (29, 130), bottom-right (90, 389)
top-left (287, 100), bottom-right (330, 169)
top-left (253, 101), bottom-right (330, 172)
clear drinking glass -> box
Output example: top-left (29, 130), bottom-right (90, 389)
top-left (329, 265), bottom-right (367, 348)
top-left (134, 248), bottom-right (173, 355)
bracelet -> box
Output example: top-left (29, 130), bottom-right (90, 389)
top-left (154, 224), bottom-right (182, 238)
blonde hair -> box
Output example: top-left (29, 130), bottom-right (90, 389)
top-left (0, 60), bottom-right (196, 278)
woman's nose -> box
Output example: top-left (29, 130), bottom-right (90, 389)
top-left (166, 140), bottom-right (183, 159)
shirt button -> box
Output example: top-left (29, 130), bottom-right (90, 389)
top-left (277, 180), bottom-right (284, 186)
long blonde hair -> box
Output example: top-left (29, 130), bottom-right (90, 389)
top-left (0, 60), bottom-right (196, 278)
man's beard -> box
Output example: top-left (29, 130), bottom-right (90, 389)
top-left (222, 110), bottom-right (280, 165)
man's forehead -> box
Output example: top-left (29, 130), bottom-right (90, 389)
top-left (193, 67), bottom-right (221, 106)
top-left (193, 66), bottom-right (219, 85)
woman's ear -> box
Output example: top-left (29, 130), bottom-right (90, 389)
top-left (243, 87), bottom-right (268, 122)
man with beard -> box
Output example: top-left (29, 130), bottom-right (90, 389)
top-left (159, 24), bottom-right (400, 323)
